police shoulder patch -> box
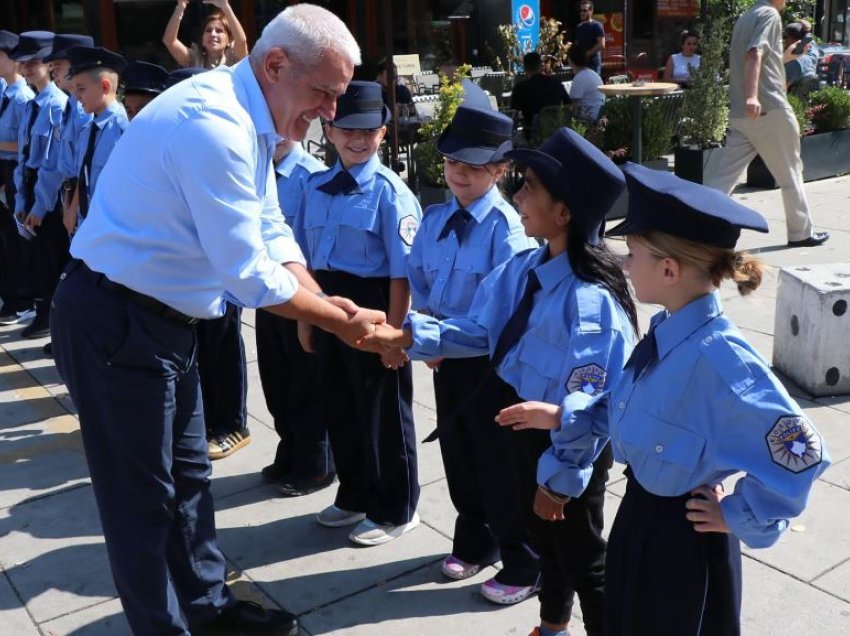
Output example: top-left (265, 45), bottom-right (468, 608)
top-left (398, 214), bottom-right (419, 246)
top-left (566, 363), bottom-right (606, 395)
top-left (766, 415), bottom-right (823, 473)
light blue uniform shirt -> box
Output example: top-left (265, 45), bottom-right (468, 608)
top-left (545, 292), bottom-right (830, 549)
top-left (408, 186), bottom-right (536, 320)
top-left (58, 95), bottom-right (92, 179)
top-left (0, 78), bottom-right (35, 161)
top-left (302, 154), bottom-right (422, 278)
top-left (71, 59), bottom-right (305, 319)
top-left (275, 143), bottom-right (327, 254)
top-left (13, 81), bottom-right (67, 215)
top-left (407, 246), bottom-right (635, 405)
top-left (73, 100), bottom-right (129, 211)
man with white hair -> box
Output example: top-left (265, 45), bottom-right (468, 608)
top-left (50, 5), bottom-right (369, 635)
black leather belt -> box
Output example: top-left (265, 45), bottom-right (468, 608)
top-left (77, 260), bottom-right (200, 326)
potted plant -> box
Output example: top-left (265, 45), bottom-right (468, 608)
top-left (674, 24), bottom-right (730, 184)
top-left (747, 86), bottom-right (850, 187)
top-left (414, 64), bottom-right (471, 207)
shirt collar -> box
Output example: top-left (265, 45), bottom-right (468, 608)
top-left (5, 77), bottom-right (28, 96)
top-left (92, 99), bottom-right (125, 129)
top-left (343, 153), bottom-right (380, 188)
top-left (451, 185), bottom-right (503, 224)
top-left (275, 143), bottom-right (307, 179)
top-left (529, 248), bottom-right (571, 292)
top-left (34, 81), bottom-right (60, 105)
top-left (232, 58), bottom-right (278, 141)
top-left (654, 291), bottom-right (723, 360)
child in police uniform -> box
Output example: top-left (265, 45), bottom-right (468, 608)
top-left (302, 81), bottom-right (422, 545)
top-left (361, 128), bottom-right (638, 635)
top-left (499, 163), bottom-right (831, 635)
top-left (121, 61), bottom-right (169, 121)
top-left (405, 101), bottom-right (541, 600)
top-left (256, 138), bottom-right (335, 496)
top-left (65, 46), bottom-right (128, 233)
top-left (12, 31), bottom-right (69, 341)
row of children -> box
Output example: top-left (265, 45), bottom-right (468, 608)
top-left (269, 76), bottom-right (829, 636)
top-left (0, 30), bottom-right (179, 351)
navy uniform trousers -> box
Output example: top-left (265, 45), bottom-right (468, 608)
top-left (51, 260), bottom-right (233, 636)
top-left (604, 468), bottom-right (742, 636)
top-left (0, 160), bottom-right (34, 314)
top-left (433, 357), bottom-right (539, 585)
top-left (498, 378), bottom-right (610, 635)
top-left (255, 308), bottom-right (334, 481)
top-left (196, 301), bottom-right (248, 439)
top-left (314, 269), bottom-right (419, 526)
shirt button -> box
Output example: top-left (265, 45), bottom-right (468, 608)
top-left (445, 257), bottom-right (450, 262)
top-left (655, 444), bottom-right (664, 453)
top-left (618, 401), bottom-right (625, 410)
top-left (59, 272), bottom-right (67, 280)
top-left (704, 336), bottom-right (713, 344)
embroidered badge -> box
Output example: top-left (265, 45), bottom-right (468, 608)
top-left (766, 415), bottom-right (823, 473)
top-left (566, 363), bottom-right (606, 395)
top-left (398, 214), bottom-right (419, 246)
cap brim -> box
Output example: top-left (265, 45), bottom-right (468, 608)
top-left (333, 107), bottom-right (391, 130)
top-left (124, 86), bottom-right (163, 95)
top-left (504, 147), bottom-right (563, 178)
top-left (604, 217), bottom-right (644, 238)
top-left (437, 132), bottom-right (511, 165)
top-left (11, 48), bottom-right (51, 62)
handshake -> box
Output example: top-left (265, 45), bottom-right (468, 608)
top-left (307, 295), bottom-right (414, 369)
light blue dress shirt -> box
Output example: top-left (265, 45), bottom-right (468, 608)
top-left (408, 186), bottom-right (537, 320)
top-left (275, 143), bottom-right (327, 254)
top-left (544, 291), bottom-right (830, 549)
top-left (58, 95), bottom-right (92, 179)
top-left (0, 78), bottom-right (35, 161)
top-left (301, 154), bottom-right (422, 278)
top-left (71, 59), bottom-right (305, 319)
top-left (73, 100), bottom-right (129, 212)
top-left (406, 246), bottom-right (635, 405)
top-left (13, 81), bottom-right (67, 215)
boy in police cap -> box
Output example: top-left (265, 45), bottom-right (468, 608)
top-left (12, 31), bottom-right (69, 341)
top-left (65, 46), bottom-right (128, 234)
top-left (301, 80), bottom-right (422, 545)
top-left (121, 61), bottom-right (168, 121)
top-left (0, 30), bottom-right (36, 325)
top-left (500, 163), bottom-right (829, 634)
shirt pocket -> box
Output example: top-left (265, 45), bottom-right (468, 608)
top-left (337, 203), bottom-right (382, 269)
top-left (27, 125), bottom-right (52, 167)
top-left (443, 250), bottom-right (491, 314)
top-left (515, 331), bottom-right (566, 401)
top-left (619, 412), bottom-right (706, 495)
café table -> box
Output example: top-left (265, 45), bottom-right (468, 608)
top-left (597, 82), bottom-right (679, 164)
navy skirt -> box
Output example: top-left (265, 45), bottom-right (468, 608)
top-left (604, 467), bottom-right (742, 636)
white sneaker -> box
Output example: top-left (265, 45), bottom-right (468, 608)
top-left (316, 505), bottom-right (366, 528)
top-left (348, 512), bottom-right (421, 546)
top-left (0, 308), bottom-right (35, 325)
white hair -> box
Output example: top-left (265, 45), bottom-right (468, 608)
top-left (251, 4), bottom-right (361, 68)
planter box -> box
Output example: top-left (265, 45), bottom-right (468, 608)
top-left (674, 146), bottom-right (728, 184)
top-left (746, 128), bottom-right (850, 189)
top-left (606, 158), bottom-right (670, 220)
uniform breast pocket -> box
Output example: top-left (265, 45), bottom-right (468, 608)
top-left (28, 129), bottom-right (51, 165)
top-left (515, 332), bottom-right (567, 401)
top-left (444, 252), bottom-right (491, 313)
top-left (619, 413), bottom-right (706, 495)
top-left (337, 205), bottom-right (381, 266)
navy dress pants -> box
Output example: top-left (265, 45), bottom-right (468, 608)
top-left (314, 270), bottom-right (419, 526)
top-left (433, 357), bottom-right (539, 585)
top-left (0, 159), bottom-right (34, 312)
top-left (255, 308), bottom-right (334, 481)
top-left (196, 301), bottom-right (248, 438)
top-left (51, 261), bottom-right (234, 636)
top-left (604, 468), bottom-right (742, 636)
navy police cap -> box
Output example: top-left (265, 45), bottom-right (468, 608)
top-left (332, 81), bottom-right (391, 130)
top-left (607, 162), bottom-right (769, 248)
top-left (506, 127), bottom-right (626, 245)
top-left (437, 105), bottom-right (513, 165)
top-left (165, 66), bottom-right (207, 88)
top-left (122, 61), bottom-right (169, 95)
top-left (0, 31), bottom-right (19, 53)
top-left (45, 33), bottom-right (94, 62)
top-left (10, 31), bottom-right (54, 62)
top-left (67, 46), bottom-right (127, 76)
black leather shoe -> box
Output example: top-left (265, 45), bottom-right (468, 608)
top-left (42, 342), bottom-right (53, 357)
top-left (278, 473), bottom-right (336, 498)
top-left (193, 601), bottom-right (299, 636)
top-left (21, 321), bottom-right (51, 339)
top-left (787, 231), bottom-right (830, 247)
top-left (261, 463), bottom-right (288, 485)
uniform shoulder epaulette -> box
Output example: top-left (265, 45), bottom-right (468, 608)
top-left (699, 331), bottom-right (767, 396)
top-left (374, 164), bottom-right (408, 195)
top-left (573, 281), bottom-right (605, 333)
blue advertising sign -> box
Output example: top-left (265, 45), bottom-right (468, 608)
top-left (512, 0), bottom-right (540, 52)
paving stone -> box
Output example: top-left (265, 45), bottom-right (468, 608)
top-left (811, 557), bottom-right (850, 604)
top-left (40, 599), bottom-right (131, 636)
top-left (0, 572), bottom-right (40, 635)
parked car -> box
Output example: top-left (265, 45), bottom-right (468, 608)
top-left (817, 42), bottom-right (850, 88)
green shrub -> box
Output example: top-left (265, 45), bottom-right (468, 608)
top-left (787, 93), bottom-right (811, 136)
top-left (807, 86), bottom-right (850, 133)
top-left (677, 24), bottom-right (729, 149)
top-left (598, 96), bottom-right (675, 161)
top-left (533, 105), bottom-right (588, 146)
